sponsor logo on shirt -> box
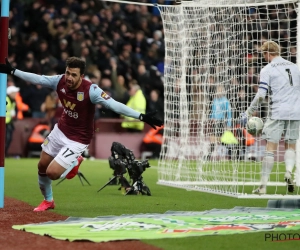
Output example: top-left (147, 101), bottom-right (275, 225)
top-left (63, 99), bottom-right (76, 110)
top-left (101, 91), bottom-right (111, 100)
top-left (60, 88), bottom-right (66, 94)
top-left (77, 92), bottom-right (84, 101)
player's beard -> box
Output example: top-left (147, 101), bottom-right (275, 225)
top-left (66, 78), bottom-right (81, 90)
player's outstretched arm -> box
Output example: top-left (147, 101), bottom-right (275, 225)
top-left (105, 98), bottom-right (163, 129)
top-left (90, 85), bottom-right (164, 129)
top-left (0, 57), bottom-right (60, 89)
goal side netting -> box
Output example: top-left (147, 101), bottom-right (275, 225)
top-left (157, 0), bottom-right (300, 198)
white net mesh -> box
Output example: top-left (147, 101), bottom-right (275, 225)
top-left (157, 0), bottom-right (300, 198)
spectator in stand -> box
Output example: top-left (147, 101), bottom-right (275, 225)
top-left (149, 65), bottom-right (164, 96)
top-left (27, 83), bottom-right (52, 118)
top-left (24, 31), bottom-right (41, 55)
top-left (117, 48), bottom-right (133, 81)
top-left (111, 31), bottom-right (124, 55)
top-left (147, 89), bottom-right (164, 122)
top-left (36, 40), bottom-right (58, 74)
top-left (96, 42), bottom-right (114, 73)
top-left (148, 30), bottom-right (163, 49)
top-left (88, 14), bottom-right (102, 34)
top-left (77, 10), bottom-right (93, 28)
top-left (64, 0), bottom-right (82, 16)
top-left (48, 18), bottom-right (72, 56)
top-left (137, 63), bottom-right (151, 96)
top-left (124, 4), bottom-right (140, 30)
top-left (131, 30), bottom-right (149, 60)
top-left (8, 37), bottom-right (22, 62)
top-left (143, 49), bottom-right (159, 69)
top-left (148, 15), bottom-right (163, 34)
top-left (70, 20), bottom-right (82, 33)
top-left (47, 15), bottom-right (72, 41)
top-left (59, 4), bottom-right (77, 21)
top-left (110, 57), bottom-right (129, 104)
top-left (121, 80), bottom-right (146, 132)
top-left (70, 30), bottom-right (85, 57)
top-left (18, 52), bottom-right (41, 75)
top-left (111, 3), bottom-right (124, 19)
top-left (205, 85), bottom-right (232, 160)
top-left (56, 51), bottom-right (70, 74)
top-left (52, 38), bottom-right (70, 59)
top-left (139, 18), bottom-right (152, 38)
top-left (119, 22), bottom-right (134, 42)
top-left (138, 5), bottom-right (152, 22)
top-left (79, 46), bottom-right (94, 69)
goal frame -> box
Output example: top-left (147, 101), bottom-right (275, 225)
top-left (156, 0), bottom-right (300, 199)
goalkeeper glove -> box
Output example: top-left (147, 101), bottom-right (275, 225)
top-left (139, 111), bottom-right (163, 129)
top-left (0, 58), bottom-right (16, 75)
top-left (240, 112), bottom-right (249, 127)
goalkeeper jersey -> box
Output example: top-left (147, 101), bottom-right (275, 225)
top-left (260, 56), bottom-right (300, 120)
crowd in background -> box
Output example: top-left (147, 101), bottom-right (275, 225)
top-left (7, 0), bottom-right (170, 125)
top-left (5, 0), bottom-right (299, 160)
top-left (6, 1), bottom-right (298, 128)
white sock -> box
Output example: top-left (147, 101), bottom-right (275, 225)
top-left (284, 148), bottom-right (295, 173)
top-left (38, 174), bottom-right (53, 201)
top-left (261, 152), bottom-right (274, 186)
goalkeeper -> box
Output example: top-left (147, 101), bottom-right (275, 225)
top-left (240, 41), bottom-right (300, 194)
top-left (0, 57), bottom-right (163, 211)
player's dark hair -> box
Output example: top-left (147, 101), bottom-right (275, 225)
top-left (66, 57), bottom-right (86, 75)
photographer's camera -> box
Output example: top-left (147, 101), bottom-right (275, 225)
top-left (104, 142), bottom-right (152, 196)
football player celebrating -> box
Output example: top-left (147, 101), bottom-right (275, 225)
top-left (240, 41), bottom-right (300, 194)
top-left (0, 57), bottom-right (163, 211)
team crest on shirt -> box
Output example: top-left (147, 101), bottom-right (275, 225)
top-left (77, 92), bottom-right (84, 101)
top-left (43, 137), bottom-right (49, 146)
top-left (101, 91), bottom-right (111, 100)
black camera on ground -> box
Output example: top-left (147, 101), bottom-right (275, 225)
top-left (108, 156), bottom-right (127, 176)
top-left (106, 142), bottom-right (151, 196)
top-left (128, 160), bottom-right (150, 181)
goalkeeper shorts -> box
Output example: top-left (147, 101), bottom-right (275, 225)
top-left (262, 119), bottom-right (300, 143)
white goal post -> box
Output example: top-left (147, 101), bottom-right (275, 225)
top-left (157, 0), bottom-right (300, 198)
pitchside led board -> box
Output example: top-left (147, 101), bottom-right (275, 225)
top-left (0, 0), bottom-right (10, 208)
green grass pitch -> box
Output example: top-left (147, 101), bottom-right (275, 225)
top-left (4, 158), bottom-right (300, 250)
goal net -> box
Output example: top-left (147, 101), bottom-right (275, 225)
top-left (157, 0), bottom-right (300, 198)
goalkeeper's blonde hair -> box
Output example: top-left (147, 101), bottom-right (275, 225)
top-left (260, 41), bottom-right (280, 56)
